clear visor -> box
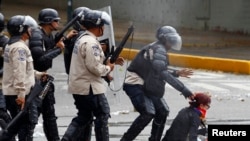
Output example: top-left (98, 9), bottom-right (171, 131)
top-left (23, 15), bottom-right (38, 28)
top-left (101, 11), bottom-right (111, 25)
top-left (166, 33), bottom-right (182, 51)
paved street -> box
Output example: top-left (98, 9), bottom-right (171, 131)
top-left (30, 54), bottom-right (250, 141)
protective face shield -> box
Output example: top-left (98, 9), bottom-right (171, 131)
top-left (73, 7), bottom-right (91, 30)
top-left (23, 15), bottom-right (38, 28)
top-left (0, 13), bottom-right (5, 32)
top-left (7, 15), bottom-right (38, 36)
top-left (99, 11), bottom-right (111, 25)
top-left (165, 32), bottom-right (182, 51)
top-left (156, 26), bottom-right (182, 51)
top-left (23, 15), bottom-right (38, 37)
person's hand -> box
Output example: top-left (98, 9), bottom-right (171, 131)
top-left (41, 73), bottom-right (49, 82)
top-left (34, 71), bottom-right (48, 80)
top-left (16, 97), bottom-right (25, 110)
top-left (187, 94), bottom-right (195, 101)
top-left (115, 57), bottom-right (125, 66)
top-left (105, 59), bottom-right (115, 71)
top-left (65, 30), bottom-right (78, 40)
top-left (106, 74), bottom-right (114, 81)
top-left (56, 39), bottom-right (65, 50)
top-left (176, 68), bottom-right (193, 78)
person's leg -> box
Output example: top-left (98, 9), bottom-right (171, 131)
top-left (148, 97), bottom-right (169, 141)
top-left (93, 94), bottom-right (110, 141)
top-left (3, 96), bottom-right (24, 141)
top-left (17, 115), bottom-right (34, 141)
top-left (61, 94), bottom-right (93, 141)
top-left (75, 115), bottom-right (93, 141)
top-left (0, 90), bottom-right (12, 127)
top-left (0, 102), bottom-right (12, 128)
top-left (120, 84), bottom-right (155, 141)
top-left (42, 83), bottom-right (60, 141)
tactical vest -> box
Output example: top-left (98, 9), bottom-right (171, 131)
top-left (128, 42), bottom-right (167, 97)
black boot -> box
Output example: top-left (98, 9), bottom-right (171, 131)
top-left (148, 121), bottom-right (165, 141)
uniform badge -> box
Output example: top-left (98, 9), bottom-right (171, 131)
top-left (18, 49), bottom-right (26, 61)
top-left (92, 45), bottom-right (101, 56)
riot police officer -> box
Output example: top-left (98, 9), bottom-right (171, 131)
top-left (120, 26), bottom-right (194, 141)
top-left (61, 10), bottom-right (115, 141)
top-left (64, 6), bottom-right (91, 75)
top-left (63, 6), bottom-right (93, 141)
top-left (0, 12), bottom-right (11, 132)
top-left (28, 8), bottom-right (66, 141)
top-left (1, 15), bottom-right (44, 141)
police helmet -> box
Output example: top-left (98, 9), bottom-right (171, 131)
top-left (72, 7), bottom-right (91, 30)
top-left (156, 26), bottom-right (182, 50)
top-left (38, 8), bottom-right (61, 25)
top-left (81, 10), bottom-right (111, 29)
top-left (0, 13), bottom-right (5, 32)
top-left (7, 15), bottom-right (38, 36)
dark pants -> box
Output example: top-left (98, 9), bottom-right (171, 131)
top-left (3, 95), bottom-right (32, 141)
top-left (28, 82), bottom-right (60, 141)
top-left (0, 89), bottom-right (6, 109)
top-left (121, 84), bottom-right (169, 141)
top-left (40, 83), bottom-right (60, 141)
top-left (62, 86), bottom-right (110, 141)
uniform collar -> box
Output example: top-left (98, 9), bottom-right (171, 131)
top-left (85, 30), bottom-right (98, 39)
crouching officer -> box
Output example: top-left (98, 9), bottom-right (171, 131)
top-left (61, 9), bottom-right (115, 141)
top-left (121, 26), bottom-right (194, 141)
top-left (0, 15), bottom-right (45, 141)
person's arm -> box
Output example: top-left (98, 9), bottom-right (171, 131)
top-left (29, 28), bottom-right (62, 70)
top-left (168, 67), bottom-right (193, 78)
top-left (12, 47), bottom-right (27, 109)
top-left (151, 46), bottom-right (193, 98)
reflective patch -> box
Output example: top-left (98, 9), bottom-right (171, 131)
top-left (92, 45), bottom-right (101, 56)
top-left (18, 49), bottom-right (26, 61)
